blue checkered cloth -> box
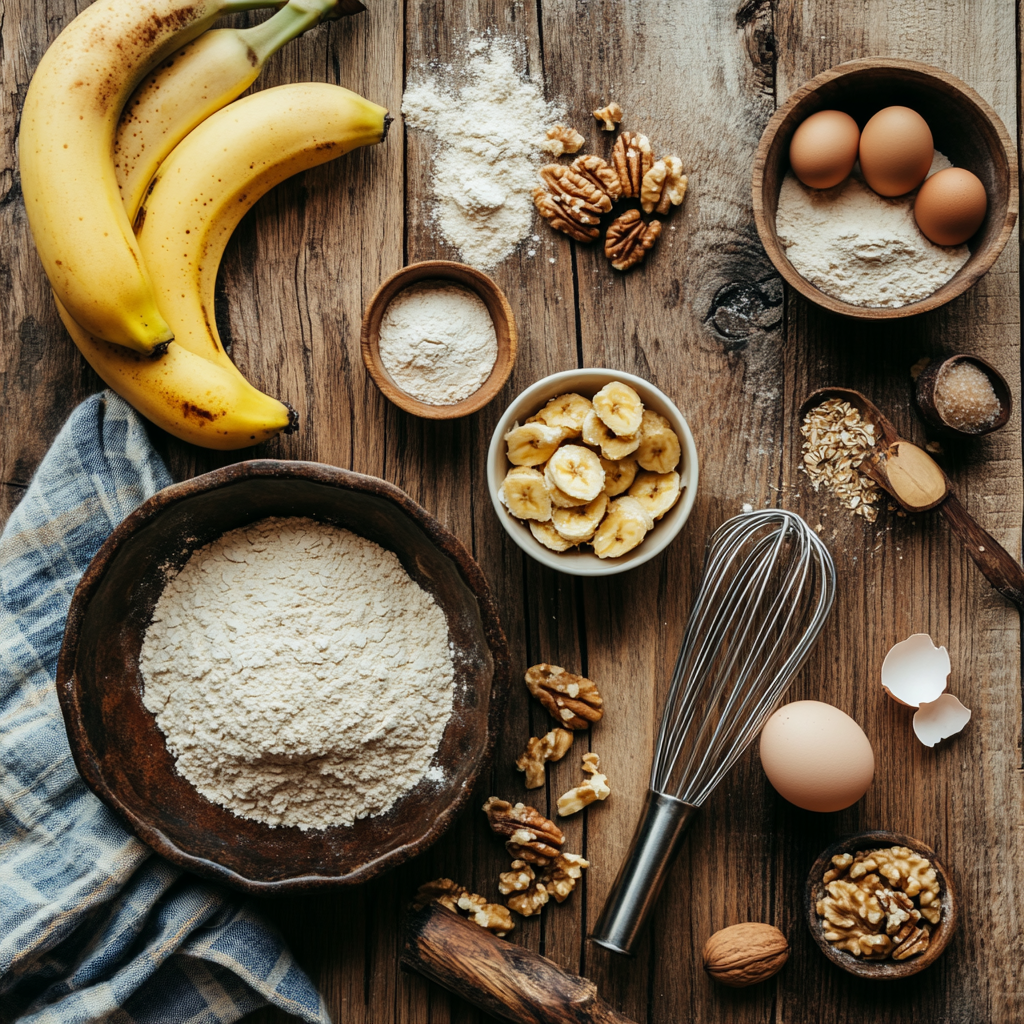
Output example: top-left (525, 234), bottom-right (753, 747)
top-left (0, 392), bottom-right (330, 1024)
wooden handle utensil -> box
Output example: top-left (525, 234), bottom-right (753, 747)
top-left (801, 387), bottom-right (1024, 609)
top-left (401, 904), bottom-right (639, 1024)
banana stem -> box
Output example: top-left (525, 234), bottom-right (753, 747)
top-left (242, 0), bottom-right (340, 62)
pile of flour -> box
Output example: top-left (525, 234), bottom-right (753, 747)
top-left (402, 39), bottom-right (561, 269)
top-left (378, 281), bottom-right (497, 404)
top-left (776, 152), bottom-right (970, 307)
top-left (140, 517), bottom-right (454, 830)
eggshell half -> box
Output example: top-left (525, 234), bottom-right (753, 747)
top-left (913, 693), bottom-right (972, 747)
top-left (881, 633), bottom-right (950, 708)
top-left (759, 700), bottom-right (874, 813)
top-left (859, 106), bottom-right (933, 197)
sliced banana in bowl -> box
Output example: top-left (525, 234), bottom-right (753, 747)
top-left (488, 368), bottom-right (698, 576)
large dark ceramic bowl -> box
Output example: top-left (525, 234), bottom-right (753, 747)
top-left (56, 460), bottom-right (509, 895)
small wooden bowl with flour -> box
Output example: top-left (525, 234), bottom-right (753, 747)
top-left (752, 58), bottom-right (1018, 319)
top-left (56, 461), bottom-right (510, 894)
top-left (361, 260), bottom-right (517, 418)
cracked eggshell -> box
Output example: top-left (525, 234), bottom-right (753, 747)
top-left (913, 694), bottom-right (972, 748)
top-left (881, 634), bottom-right (950, 708)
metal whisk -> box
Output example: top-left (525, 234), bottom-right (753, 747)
top-left (591, 509), bottom-right (836, 955)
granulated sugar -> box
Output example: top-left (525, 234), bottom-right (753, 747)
top-left (776, 152), bottom-right (969, 308)
top-left (934, 361), bottom-right (1001, 432)
top-left (140, 517), bottom-right (454, 830)
top-left (402, 39), bottom-right (561, 269)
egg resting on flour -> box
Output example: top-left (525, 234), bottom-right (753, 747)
top-left (759, 700), bottom-right (874, 812)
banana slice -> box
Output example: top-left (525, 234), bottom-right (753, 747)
top-left (534, 393), bottom-right (593, 436)
top-left (552, 494), bottom-right (609, 542)
top-left (505, 422), bottom-right (567, 466)
top-left (549, 480), bottom-right (590, 508)
top-left (500, 466), bottom-right (553, 521)
top-left (545, 444), bottom-right (605, 501)
top-left (593, 381), bottom-right (644, 437)
top-left (636, 410), bottom-right (681, 473)
top-left (628, 470), bottom-right (681, 520)
top-left (582, 410), bottom-right (640, 460)
top-left (530, 520), bottom-right (577, 552)
top-left (602, 457), bottom-right (637, 496)
top-left (592, 496), bottom-right (653, 559)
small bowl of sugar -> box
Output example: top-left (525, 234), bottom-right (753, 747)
top-left (361, 260), bottom-right (517, 418)
top-left (914, 354), bottom-right (1012, 436)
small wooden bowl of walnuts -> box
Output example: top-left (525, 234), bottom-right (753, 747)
top-left (487, 369), bottom-right (698, 576)
top-left (805, 830), bottom-right (958, 978)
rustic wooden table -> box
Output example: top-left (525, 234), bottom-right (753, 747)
top-left (3, 2), bottom-right (1022, 1022)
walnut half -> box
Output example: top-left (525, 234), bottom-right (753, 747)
top-left (532, 164), bottom-right (613, 244)
top-left (593, 101), bottom-right (623, 131)
top-left (556, 752), bottom-right (611, 816)
top-left (525, 664), bottom-right (604, 729)
top-left (516, 728), bottom-right (574, 788)
top-left (612, 131), bottom-right (654, 199)
top-left (482, 796), bottom-right (564, 858)
top-left (541, 124), bottom-right (585, 157)
top-left (640, 155), bottom-right (688, 215)
top-left (605, 209), bottom-right (662, 271)
top-left (413, 879), bottom-right (515, 937)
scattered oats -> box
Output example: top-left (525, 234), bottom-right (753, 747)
top-left (800, 398), bottom-right (882, 523)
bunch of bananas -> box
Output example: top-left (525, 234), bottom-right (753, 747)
top-left (19, 0), bottom-right (389, 449)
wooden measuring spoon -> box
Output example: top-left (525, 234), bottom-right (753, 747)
top-left (801, 387), bottom-right (1024, 609)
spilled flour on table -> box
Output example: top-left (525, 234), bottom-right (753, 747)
top-left (402, 38), bottom-right (561, 269)
top-left (140, 517), bottom-right (454, 830)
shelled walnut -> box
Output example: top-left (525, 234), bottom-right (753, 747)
top-left (593, 100), bottom-right (623, 131)
top-left (482, 797), bottom-right (564, 858)
top-left (556, 753), bottom-right (611, 816)
top-left (571, 154), bottom-right (623, 202)
top-left (516, 728), bottom-right (574, 788)
top-left (541, 124), bottom-right (585, 157)
top-left (503, 852), bottom-right (590, 917)
top-left (524, 664), bottom-right (604, 729)
top-left (532, 164), bottom-right (612, 243)
top-left (498, 860), bottom-right (536, 895)
top-left (612, 131), bottom-right (654, 198)
top-left (640, 155), bottom-right (688, 215)
top-left (815, 847), bottom-right (941, 961)
top-left (507, 882), bottom-right (550, 917)
top-left (413, 879), bottom-right (514, 936)
top-left (540, 852), bottom-right (589, 902)
top-left (605, 209), bottom-right (662, 271)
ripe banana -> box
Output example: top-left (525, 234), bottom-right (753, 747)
top-left (582, 409), bottom-right (641, 460)
top-left (57, 297), bottom-right (296, 450)
top-left (635, 410), bottom-right (681, 473)
top-left (116, 0), bottom-right (349, 216)
top-left (530, 392), bottom-right (592, 436)
top-left (628, 470), bottom-right (682, 520)
top-left (19, 0), bottom-right (279, 353)
top-left (134, 83), bottom-right (389, 369)
top-left (505, 422), bottom-right (566, 467)
top-left (600, 456), bottom-right (637, 496)
top-left (592, 497), bottom-right (653, 559)
top-left (551, 495), bottom-right (609, 543)
top-left (500, 467), bottom-right (552, 522)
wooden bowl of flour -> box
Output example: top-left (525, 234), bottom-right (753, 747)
top-left (752, 58), bottom-right (1018, 319)
top-left (361, 260), bottom-right (517, 418)
top-left (56, 460), bottom-right (510, 895)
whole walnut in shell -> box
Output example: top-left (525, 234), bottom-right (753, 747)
top-left (702, 923), bottom-right (789, 987)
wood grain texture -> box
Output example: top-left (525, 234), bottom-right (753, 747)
top-left (1, 1), bottom-right (1021, 1023)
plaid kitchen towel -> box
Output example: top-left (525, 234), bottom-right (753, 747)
top-left (0, 391), bottom-right (330, 1024)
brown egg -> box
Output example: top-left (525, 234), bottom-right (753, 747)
top-left (859, 106), bottom-right (934, 196)
top-left (788, 109), bottom-right (860, 189)
top-left (759, 701), bottom-right (874, 812)
top-left (914, 167), bottom-right (988, 246)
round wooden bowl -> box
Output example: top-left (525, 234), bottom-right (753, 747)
top-left (805, 830), bottom-right (958, 978)
top-left (753, 57), bottom-right (1018, 319)
top-left (56, 460), bottom-right (510, 894)
top-left (914, 353), bottom-right (1012, 436)
top-left (361, 260), bottom-right (517, 418)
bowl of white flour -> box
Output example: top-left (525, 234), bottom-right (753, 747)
top-left (56, 460), bottom-right (510, 893)
top-left (361, 260), bottom-right (517, 418)
top-left (752, 58), bottom-right (1018, 319)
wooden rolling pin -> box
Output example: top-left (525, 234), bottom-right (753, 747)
top-left (401, 904), bottom-right (638, 1024)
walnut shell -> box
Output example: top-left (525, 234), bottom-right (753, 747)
top-left (702, 923), bottom-right (789, 987)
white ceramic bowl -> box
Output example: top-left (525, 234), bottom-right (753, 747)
top-left (487, 369), bottom-right (699, 576)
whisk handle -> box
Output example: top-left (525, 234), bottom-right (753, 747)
top-left (590, 790), bottom-right (698, 956)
